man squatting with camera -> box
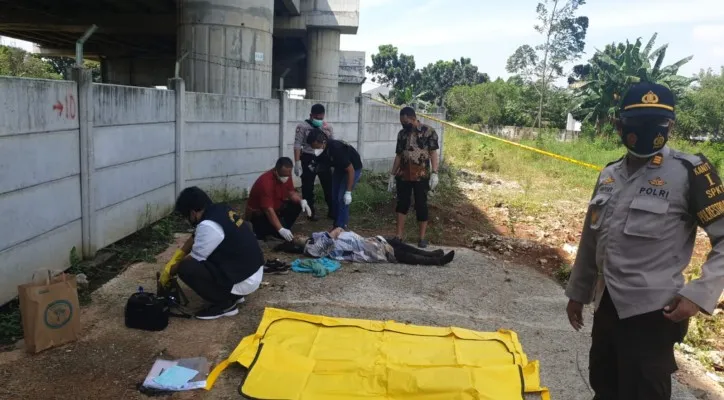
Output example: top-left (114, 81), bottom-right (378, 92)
top-left (159, 187), bottom-right (266, 320)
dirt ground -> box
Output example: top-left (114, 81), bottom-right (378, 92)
top-left (1, 170), bottom-right (722, 399)
top-left (0, 237), bottom-right (704, 400)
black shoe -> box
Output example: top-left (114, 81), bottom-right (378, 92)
top-left (264, 259), bottom-right (291, 275)
top-left (195, 303), bottom-right (239, 320)
top-left (418, 239), bottom-right (429, 248)
top-left (438, 251), bottom-right (455, 266)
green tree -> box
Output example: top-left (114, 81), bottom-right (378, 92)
top-left (44, 56), bottom-right (102, 82)
top-left (417, 58), bottom-right (489, 106)
top-left (677, 68), bottom-right (724, 139)
top-left (569, 33), bottom-right (695, 134)
top-left (0, 45), bottom-right (61, 79)
top-left (506, 0), bottom-right (589, 129)
top-left (366, 44), bottom-right (419, 105)
top-left (445, 79), bottom-right (537, 127)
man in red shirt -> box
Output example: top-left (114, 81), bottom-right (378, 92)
top-left (245, 157), bottom-right (311, 241)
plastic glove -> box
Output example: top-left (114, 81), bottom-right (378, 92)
top-left (294, 160), bottom-right (302, 177)
top-left (430, 173), bottom-right (439, 191)
top-left (160, 249), bottom-right (185, 287)
top-left (344, 191), bottom-right (352, 205)
top-left (300, 199), bottom-right (312, 217)
top-left (387, 175), bottom-right (396, 192)
top-left (278, 227), bottom-right (294, 242)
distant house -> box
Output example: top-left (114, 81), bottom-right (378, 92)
top-left (363, 84), bottom-right (391, 101)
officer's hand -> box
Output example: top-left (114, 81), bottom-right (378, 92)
top-left (566, 299), bottom-right (584, 331)
top-left (664, 295), bottom-right (700, 322)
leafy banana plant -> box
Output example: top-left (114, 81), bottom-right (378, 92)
top-left (568, 33), bottom-right (695, 134)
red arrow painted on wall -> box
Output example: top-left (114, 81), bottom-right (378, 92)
top-left (53, 101), bottom-right (64, 116)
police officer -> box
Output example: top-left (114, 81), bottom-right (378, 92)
top-left (565, 82), bottom-right (724, 399)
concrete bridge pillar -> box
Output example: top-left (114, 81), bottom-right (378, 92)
top-left (306, 28), bottom-right (340, 101)
top-left (177, 0), bottom-right (274, 97)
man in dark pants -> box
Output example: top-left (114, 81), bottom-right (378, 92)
top-left (388, 106), bottom-right (440, 248)
top-left (294, 103), bottom-right (334, 220)
top-left (245, 157), bottom-right (311, 241)
top-left (306, 129), bottom-right (363, 229)
top-left (160, 187), bottom-right (265, 320)
top-left (565, 82), bottom-right (724, 399)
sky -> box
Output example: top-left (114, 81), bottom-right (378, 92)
top-left (4, 0), bottom-right (723, 93)
top-left (342, 0), bottom-right (724, 92)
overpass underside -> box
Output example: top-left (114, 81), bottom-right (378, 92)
top-left (0, 0), bottom-right (364, 101)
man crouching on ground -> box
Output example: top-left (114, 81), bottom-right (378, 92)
top-left (160, 187), bottom-right (265, 320)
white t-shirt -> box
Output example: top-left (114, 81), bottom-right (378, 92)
top-left (192, 220), bottom-right (264, 296)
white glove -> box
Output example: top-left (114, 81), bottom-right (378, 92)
top-left (300, 199), bottom-right (312, 217)
top-left (387, 175), bottom-right (396, 192)
top-left (294, 161), bottom-right (302, 177)
top-left (278, 228), bottom-right (294, 242)
top-left (344, 191), bottom-right (352, 205)
top-left (430, 173), bottom-right (439, 191)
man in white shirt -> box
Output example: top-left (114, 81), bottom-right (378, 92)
top-left (160, 187), bottom-right (265, 320)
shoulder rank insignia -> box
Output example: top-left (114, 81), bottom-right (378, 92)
top-left (601, 176), bottom-right (615, 185)
top-left (684, 153), bottom-right (724, 226)
top-left (648, 177), bottom-right (666, 186)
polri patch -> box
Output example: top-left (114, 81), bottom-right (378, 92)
top-left (688, 154), bottom-right (724, 226)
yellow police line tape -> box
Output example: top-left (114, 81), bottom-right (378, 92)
top-left (370, 97), bottom-right (603, 172)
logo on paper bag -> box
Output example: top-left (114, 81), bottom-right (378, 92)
top-left (44, 300), bottom-right (73, 329)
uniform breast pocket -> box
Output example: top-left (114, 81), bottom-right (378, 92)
top-left (588, 193), bottom-right (611, 230)
top-left (624, 196), bottom-right (670, 239)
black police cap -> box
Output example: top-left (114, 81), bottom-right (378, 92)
top-left (619, 82), bottom-right (676, 119)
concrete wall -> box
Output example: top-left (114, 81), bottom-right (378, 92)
top-left (474, 125), bottom-right (580, 142)
top-left (0, 75), bottom-right (444, 305)
top-left (93, 84), bottom-right (177, 249)
top-left (0, 77), bottom-right (83, 305)
top-left (185, 92), bottom-right (280, 194)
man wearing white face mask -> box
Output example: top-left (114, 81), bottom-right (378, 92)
top-left (294, 103), bottom-right (335, 221)
top-left (245, 157), bottom-right (312, 242)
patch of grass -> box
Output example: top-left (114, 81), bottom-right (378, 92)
top-left (554, 263), bottom-right (572, 285)
top-left (445, 126), bottom-right (723, 358)
top-left (1, 208), bottom-right (188, 347)
top-left (0, 301), bottom-right (22, 346)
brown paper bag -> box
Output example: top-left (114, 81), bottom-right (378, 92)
top-left (18, 271), bottom-right (81, 353)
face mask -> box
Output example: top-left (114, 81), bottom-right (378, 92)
top-left (311, 119), bottom-right (323, 128)
top-left (313, 149), bottom-right (324, 156)
top-left (620, 117), bottom-right (671, 158)
top-left (401, 122), bottom-right (413, 131)
top-left (278, 176), bottom-right (289, 183)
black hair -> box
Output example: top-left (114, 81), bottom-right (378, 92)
top-left (400, 106), bottom-right (416, 118)
top-left (175, 186), bottom-right (212, 216)
top-left (275, 157), bottom-right (294, 170)
top-left (306, 128), bottom-right (329, 146)
top-left (311, 104), bottom-right (325, 115)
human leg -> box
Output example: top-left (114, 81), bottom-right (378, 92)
top-left (280, 201), bottom-right (302, 229)
top-left (395, 179), bottom-right (413, 237)
top-left (300, 153), bottom-right (318, 216)
top-left (176, 258), bottom-right (235, 305)
top-left (589, 289), bottom-right (620, 400)
top-left (615, 303), bottom-right (688, 399)
top-left (249, 213), bottom-right (279, 240)
top-left (318, 169), bottom-right (334, 218)
top-left (413, 179), bottom-right (430, 243)
top-left (332, 170), bottom-right (360, 228)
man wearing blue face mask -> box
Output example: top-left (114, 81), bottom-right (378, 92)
top-left (294, 103), bottom-right (335, 221)
top-left (565, 82), bottom-right (724, 399)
